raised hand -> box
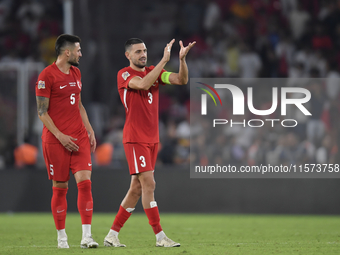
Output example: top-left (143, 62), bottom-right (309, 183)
top-left (162, 39), bottom-right (175, 63)
top-left (179, 40), bottom-right (196, 60)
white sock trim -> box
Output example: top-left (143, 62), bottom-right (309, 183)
top-left (109, 229), bottom-right (119, 237)
top-left (82, 224), bottom-right (91, 238)
top-left (156, 231), bottom-right (166, 242)
top-left (150, 201), bottom-right (157, 208)
top-left (57, 229), bottom-right (67, 239)
top-left (126, 207), bottom-right (135, 213)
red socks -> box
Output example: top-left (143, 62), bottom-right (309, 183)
top-left (77, 180), bottom-right (93, 225)
top-left (110, 205), bottom-right (162, 234)
top-left (51, 180), bottom-right (92, 230)
top-left (51, 187), bottom-right (68, 230)
top-left (144, 207), bottom-right (163, 234)
top-left (111, 205), bottom-right (132, 232)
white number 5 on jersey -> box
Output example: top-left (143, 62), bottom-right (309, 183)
top-left (70, 93), bottom-right (75, 105)
top-left (49, 164), bottom-right (54, 176)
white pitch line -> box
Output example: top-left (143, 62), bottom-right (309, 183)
top-left (5, 242), bottom-right (338, 249)
top-left (198, 242), bottom-right (338, 246)
top-left (4, 245), bottom-right (79, 248)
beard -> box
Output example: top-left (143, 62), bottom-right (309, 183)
top-left (68, 54), bottom-right (79, 66)
top-left (132, 58), bottom-right (146, 68)
top-left (68, 59), bottom-right (79, 66)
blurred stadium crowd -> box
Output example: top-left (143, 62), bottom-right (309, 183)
top-left (0, 0), bottom-right (62, 169)
top-left (0, 0), bottom-right (62, 63)
top-left (1, 0), bottom-right (340, 169)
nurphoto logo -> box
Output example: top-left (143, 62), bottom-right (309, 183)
top-left (197, 82), bottom-right (311, 128)
top-left (190, 78), bottom-right (338, 179)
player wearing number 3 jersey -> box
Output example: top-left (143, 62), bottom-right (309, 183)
top-left (118, 65), bottom-right (164, 145)
top-left (35, 34), bottom-right (98, 249)
top-left (104, 38), bottom-right (195, 248)
top-left (117, 65), bottom-right (163, 175)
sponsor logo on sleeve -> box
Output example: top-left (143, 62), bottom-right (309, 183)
top-left (122, 71), bottom-right (130, 80)
top-left (77, 80), bottom-right (82, 89)
top-left (152, 80), bottom-right (159, 87)
top-left (38, 80), bottom-right (45, 89)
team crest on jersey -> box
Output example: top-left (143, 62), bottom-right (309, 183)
top-left (77, 80), bottom-right (82, 89)
top-left (38, 80), bottom-right (45, 89)
top-left (122, 71), bottom-right (130, 80)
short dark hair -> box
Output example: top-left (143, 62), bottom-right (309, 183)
top-left (55, 34), bottom-right (81, 56)
top-left (125, 38), bottom-right (144, 52)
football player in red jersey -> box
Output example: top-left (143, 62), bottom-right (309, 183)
top-left (104, 38), bottom-right (195, 248)
top-left (35, 34), bottom-right (98, 249)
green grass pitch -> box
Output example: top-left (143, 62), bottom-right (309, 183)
top-left (0, 213), bottom-right (339, 255)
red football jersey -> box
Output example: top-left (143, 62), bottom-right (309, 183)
top-left (117, 66), bottom-right (166, 143)
top-left (35, 62), bottom-right (87, 143)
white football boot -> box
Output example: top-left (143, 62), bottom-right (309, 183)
top-left (156, 236), bottom-right (180, 247)
top-left (103, 234), bottom-right (126, 247)
top-left (57, 237), bottom-right (69, 249)
top-left (80, 236), bottom-right (99, 248)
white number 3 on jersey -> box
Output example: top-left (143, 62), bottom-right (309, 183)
top-left (148, 92), bottom-right (152, 104)
top-left (139, 156), bottom-right (146, 167)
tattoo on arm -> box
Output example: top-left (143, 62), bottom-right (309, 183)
top-left (36, 96), bottom-right (49, 116)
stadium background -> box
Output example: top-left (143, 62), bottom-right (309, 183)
top-left (1, 0), bottom-right (340, 214)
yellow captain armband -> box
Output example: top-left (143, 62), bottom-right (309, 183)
top-left (161, 72), bottom-right (172, 85)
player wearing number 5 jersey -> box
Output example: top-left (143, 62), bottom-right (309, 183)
top-left (104, 38), bottom-right (195, 248)
top-left (35, 34), bottom-right (98, 249)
